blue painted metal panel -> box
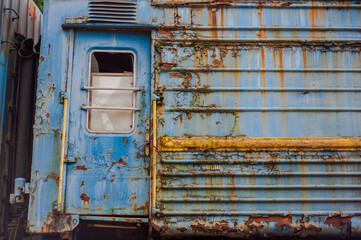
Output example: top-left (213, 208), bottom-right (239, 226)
top-left (65, 31), bottom-right (151, 216)
top-left (151, 1), bottom-right (361, 238)
top-left (28, 0), bottom-right (361, 238)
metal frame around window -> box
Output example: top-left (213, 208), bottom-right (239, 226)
top-left (83, 50), bottom-right (138, 134)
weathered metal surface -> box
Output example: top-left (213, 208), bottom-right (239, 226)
top-left (28, 0), bottom-right (153, 233)
top-left (151, 0), bottom-right (361, 238)
top-left (64, 31), bottom-right (151, 216)
top-left (28, 0), bottom-right (361, 238)
top-left (160, 137), bottom-right (361, 152)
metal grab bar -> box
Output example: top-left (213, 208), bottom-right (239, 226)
top-left (81, 106), bottom-right (140, 111)
top-left (81, 86), bottom-right (141, 91)
top-left (151, 100), bottom-right (157, 213)
top-left (57, 98), bottom-right (68, 211)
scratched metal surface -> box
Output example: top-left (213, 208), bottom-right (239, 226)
top-left (152, 0), bottom-right (361, 238)
top-left (64, 31), bottom-right (151, 216)
top-left (28, 0), bottom-right (361, 237)
top-left (28, 0), bottom-right (154, 233)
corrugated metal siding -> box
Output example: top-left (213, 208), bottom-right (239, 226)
top-left (152, 1), bottom-right (361, 237)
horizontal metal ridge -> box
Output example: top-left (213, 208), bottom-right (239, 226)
top-left (161, 184), bottom-right (361, 189)
top-left (80, 216), bottom-right (148, 223)
top-left (161, 67), bottom-right (361, 73)
top-left (159, 137), bottom-right (361, 152)
top-left (163, 87), bottom-right (361, 92)
top-left (160, 197), bottom-right (361, 203)
top-left (161, 210), bottom-right (361, 216)
top-left (157, 38), bottom-right (361, 43)
top-left (152, 2), bottom-right (361, 9)
top-left (159, 26), bottom-right (361, 31)
top-left (160, 171), bottom-right (361, 176)
top-left (166, 107), bottom-right (361, 112)
top-left (161, 159), bottom-right (361, 164)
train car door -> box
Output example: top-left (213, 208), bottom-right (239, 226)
top-left (64, 31), bottom-right (151, 216)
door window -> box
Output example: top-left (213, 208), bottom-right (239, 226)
top-left (82, 51), bottom-right (139, 133)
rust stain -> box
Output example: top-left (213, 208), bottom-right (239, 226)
top-left (44, 172), bottom-right (59, 185)
top-left (131, 192), bottom-right (137, 203)
top-left (174, 114), bottom-right (183, 124)
top-left (191, 220), bottom-right (238, 234)
top-left (101, 193), bottom-right (108, 201)
top-left (159, 30), bottom-right (173, 36)
top-left (160, 62), bottom-right (176, 71)
top-left (186, 112), bottom-right (192, 119)
top-left (209, 104), bottom-right (220, 109)
top-left (135, 203), bottom-right (148, 211)
top-left (80, 193), bottom-right (90, 208)
top-left (28, 1), bottom-right (36, 23)
top-left (80, 181), bottom-right (85, 188)
top-left (76, 165), bottom-right (87, 170)
top-left (115, 158), bottom-right (127, 166)
top-left (172, 72), bottom-right (192, 88)
top-left (177, 227), bottom-right (187, 232)
top-left (325, 215), bottom-right (351, 231)
top-left (212, 59), bottom-right (221, 67)
top-left (245, 215), bottom-right (292, 230)
top-left (153, 224), bottom-right (169, 233)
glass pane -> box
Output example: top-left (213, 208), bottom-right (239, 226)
top-left (89, 110), bottom-right (133, 132)
top-left (88, 74), bottom-right (134, 133)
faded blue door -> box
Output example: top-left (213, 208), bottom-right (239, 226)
top-left (64, 31), bottom-right (151, 216)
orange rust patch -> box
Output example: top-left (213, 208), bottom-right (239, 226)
top-left (115, 158), bottom-right (127, 166)
top-left (186, 112), bottom-right (192, 119)
top-left (80, 193), bottom-right (90, 208)
top-left (172, 72), bottom-right (192, 88)
top-left (160, 62), bottom-right (176, 71)
top-left (212, 59), bottom-right (221, 67)
top-left (101, 193), bottom-right (108, 201)
top-left (159, 30), bottom-right (173, 36)
top-left (245, 215), bottom-right (292, 230)
top-left (153, 224), bottom-right (169, 233)
top-left (76, 165), bottom-right (87, 170)
top-left (177, 227), bottom-right (187, 232)
top-left (191, 220), bottom-right (238, 234)
top-left (29, 1), bottom-right (36, 23)
top-left (325, 215), bottom-right (351, 229)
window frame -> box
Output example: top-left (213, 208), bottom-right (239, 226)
top-left (85, 49), bottom-right (137, 134)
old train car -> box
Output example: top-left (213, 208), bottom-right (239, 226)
top-left (27, 0), bottom-right (361, 239)
top-left (0, 0), bottom-right (42, 239)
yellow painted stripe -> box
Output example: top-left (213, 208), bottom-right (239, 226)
top-left (159, 137), bottom-right (361, 152)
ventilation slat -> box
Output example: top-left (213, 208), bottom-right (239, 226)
top-left (89, 13), bottom-right (136, 17)
top-left (88, 1), bottom-right (136, 24)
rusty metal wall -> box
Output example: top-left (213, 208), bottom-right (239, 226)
top-left (27, 0), bottom-right (361, 238)
top-left (151, 0), bottom-right (361, 238)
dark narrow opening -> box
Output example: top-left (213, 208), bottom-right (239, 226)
top-left (91, 52), bottom-right (134, 73)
